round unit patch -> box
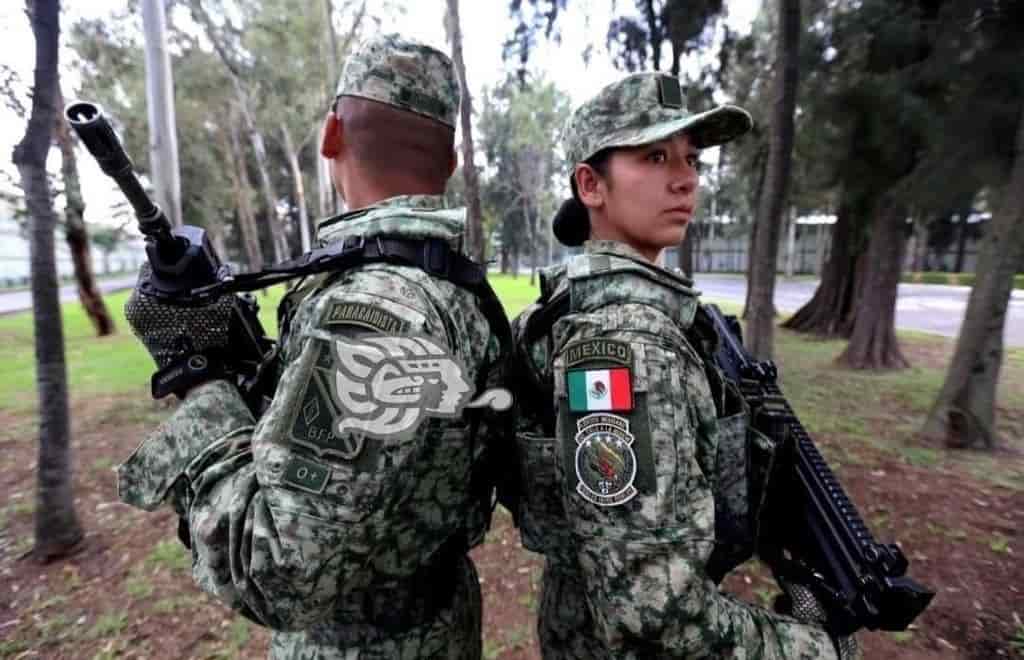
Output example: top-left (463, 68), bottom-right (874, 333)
top-left (574, 414), bottom-right (638, 506)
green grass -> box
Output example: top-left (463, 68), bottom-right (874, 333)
top-left (0, 286), bottom-right (287, 416)
top-left (144, 539), bottom-right (191, 574)
top-left (901, 271), bottom-right (1024, 289)
top-left (487, 273), bottom-right (540, 316)
top-left (87, 612), bottom-right (127, 639)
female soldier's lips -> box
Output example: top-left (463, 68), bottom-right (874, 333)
top-left (665, 205), bottom-right (693, 217)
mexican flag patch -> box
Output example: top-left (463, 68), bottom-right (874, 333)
top-left (567, 368), bottom-right (633, 412)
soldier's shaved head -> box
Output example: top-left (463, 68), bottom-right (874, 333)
top-left (335, 96), bottom-right (455, 191)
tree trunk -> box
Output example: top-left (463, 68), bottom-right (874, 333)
top-left (316, 119), bottom-right (334, 218)
top-left (240, 91), bottom-right (288, 263)
top-left (922, 110), bottom-right (1024, 449)
top-left (785, 209), bottom-right (797, 277)
top-left (954, 214), bottom-right (970, 273)
top-left (54, 84), bottom-right (114, 336)
top-left (14, 0), bottom-right (84, 562)
top-left (445, 0), bottom-right (485, 263)
top-left (189, 1), bottom-right (288, 263)
top-left (678, 230), bottom-right (694, 276)
top-left (281, 122), bottom-right (312, 253)
top-left (524, 194), bottom-right (538, 286)
top-left (141, 0), bottom-right (183, 228)
top-left (642, 0), bottom-right (662, 71)
top-left (836, 196), bottom-right (910, 369)
top-left (223, 117), bottom-right (263, 271)
top-left (782, 202), bottom-right (861, 336)
top-left (745, 0), bottom-right (800, 360)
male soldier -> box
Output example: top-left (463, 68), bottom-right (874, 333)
top-left (119, 34), bottom-right (508, 659)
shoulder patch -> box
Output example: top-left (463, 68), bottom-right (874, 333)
top-left (563, 339), bottom-right (635, 413)
top-left (573, 414), bottom-right (638, 506)
top-left (281, 456), bottom-right (332, 494)
top-left (287, 338), bottom-right (369, 462)
top-left (564, 338), bottom-right (633, 368)
top-left (285, 333), bottom-right (512, 464)
top-left (322, 301), bottom-right (407, 334)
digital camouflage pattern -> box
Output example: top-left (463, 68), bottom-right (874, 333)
top-left (563, 72), bottom-right (753, 165)
top-left (335, 33), bottom-right (460, 128)
top-left (119, 195), bottom-right (501, 659)
top-left (511, 240), bottom-right (845, 659)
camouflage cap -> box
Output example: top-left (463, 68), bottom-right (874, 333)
top-left (564, 73), bottom-right (753, 165)
top-left (335, 33), bottom-right (459, 128)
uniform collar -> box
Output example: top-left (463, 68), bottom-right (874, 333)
top-left (314, 194), bottom-right (466, 253)
top-left (582, 239), bottom-right (695, 288)
top-left (317, 194), bottom-right (447, 232)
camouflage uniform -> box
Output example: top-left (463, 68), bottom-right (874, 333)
top-left (118, 35), bottom-right (500, 660)
top-left (509, 73), bottom-right (844, 659)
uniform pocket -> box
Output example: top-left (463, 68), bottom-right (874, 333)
top-left (516, 431), bottom-right (568, 553)
top-left (706, 411), bottom-right (754, 580)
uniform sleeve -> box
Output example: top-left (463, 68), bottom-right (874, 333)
top-left (119, 271), bottom-right (484, 631)
top-left (553, 316), bottom-right (839, 659)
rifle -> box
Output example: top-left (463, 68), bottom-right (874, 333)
top-left (65, 101), bottom-right (277, 412)
top-left (703, 304), bottom-right (934, 636)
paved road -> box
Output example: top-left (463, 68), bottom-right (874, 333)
top-left (692, 274), bottom-right (1024, 348)
top-left (0, 274), bottom-right (138, 315)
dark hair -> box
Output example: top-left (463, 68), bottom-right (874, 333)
top-left (557, 149), bottom-right (614, 247)
top-left (569, 148), bottom-right (614, 203)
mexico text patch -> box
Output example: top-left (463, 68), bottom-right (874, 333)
top-left (564, 338), bottom-right (633, 368)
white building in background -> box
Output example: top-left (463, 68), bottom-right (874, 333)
top-left (662, 214), bottom-right (836, 276)
top-left (0, 215), bottom-right (146, 288)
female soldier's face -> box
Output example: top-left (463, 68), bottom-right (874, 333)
top-left (581, 131), bottom-right (700, 261)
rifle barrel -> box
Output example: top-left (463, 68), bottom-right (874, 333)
top-left (65, 101), bottom-right (172, 242)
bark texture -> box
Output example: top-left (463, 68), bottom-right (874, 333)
top-left (141, 0), bottom-right (183, 228)
top-left (745, 0), bottom-right (800, 360)
top-left (781, 202), bottom-right (861, 336)
top-left (922, 110), bottom-right (1024, 449)
top-left (189, 1), bottom-right (289, 263)
top-left (13, 0), bottom-right (84, 562)
top-left (836, 197), bottom-right (910, 369)
top-left (281, 122), bottom-right (312, 253)
top-left (223, 114), bottom-right (263, 271)
top-left (54, 84), bottom-right (115, 336)
top-left (446, 0), bottom-right (486, 263)
top-left (678, 229), bottom-right (694, 276)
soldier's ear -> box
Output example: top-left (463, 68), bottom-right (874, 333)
top-left (575, 164), bottom-right (605, 210)
top-left (320, 111), bottom-right (343, 159)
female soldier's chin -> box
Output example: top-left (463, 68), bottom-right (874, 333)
top-left (661, 225), bottom-right (688, 247)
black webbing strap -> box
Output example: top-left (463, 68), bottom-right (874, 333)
top-left (515, 290), bottom-right (570, 436)
top-left (188, 235), bottom-right (485, 300)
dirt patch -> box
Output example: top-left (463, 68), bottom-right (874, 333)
top-left (2, 391), bottom-right (1022, 659)
top-left (900, 336), bottom-right (959, 371)
top-left (725, 432), bottom-right (1024, 659)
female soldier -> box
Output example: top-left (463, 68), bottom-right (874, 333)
top-left (510, 72), bottom-right (858, 659)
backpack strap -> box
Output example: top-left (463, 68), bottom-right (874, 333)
top-left (514, 290), bottom-right (570, 437)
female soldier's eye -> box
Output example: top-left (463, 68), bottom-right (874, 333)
top-left (687, 155), bottom-right (702, 171)
top-left (647, 150), bottom-right (667, 164)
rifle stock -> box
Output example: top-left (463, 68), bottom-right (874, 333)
top-left (703, 304), bottom-right (934, 636)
